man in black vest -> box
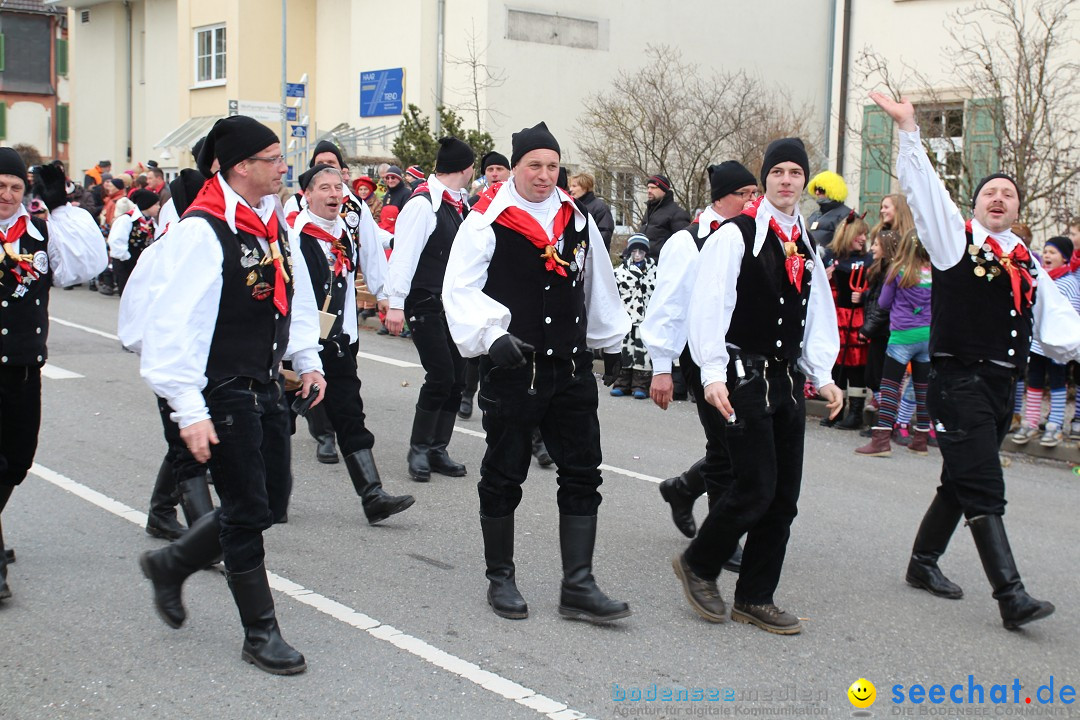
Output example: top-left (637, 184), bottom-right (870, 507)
top-left (643, 161), bottom-right (757, 550)
top-left (291, 163), bottom-right (414, 524)
top-left (443, 122), bottom-right (632, 624)
top-left (107, 188), bottom-right (160, 296)
top-left (0, 152), bottom-right (107, 601)
top-left (385, 137), bottom-right (475, 482)
top-left (673, 138), bottom-right (843, 635)
top-left (872, 92), bottom-right (1080, 630)
top-left (136, 116), bottom-right (324, 674)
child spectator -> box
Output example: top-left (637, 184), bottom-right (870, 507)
top-left (611, 233), bottom-right (657, 399)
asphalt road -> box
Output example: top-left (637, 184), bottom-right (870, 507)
top-left (1, 287), bottom-right (1077, 720)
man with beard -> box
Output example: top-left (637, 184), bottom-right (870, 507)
top-left (639, 173), bottom-right (691, 262)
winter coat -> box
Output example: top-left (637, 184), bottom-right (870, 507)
top-left (578, 191), bottom-right (615, 251)
top-left (382, 182), bottom-right (411, 210)
top-left (807, 199), bottom-right (851, 248)
top-left (639, 192), bottom-right (691, 261)
top-left (614, 256), bottom-right (657, 370)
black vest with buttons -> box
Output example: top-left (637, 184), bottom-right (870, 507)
top-left (0, 217), bottom-right (52, 367)
top-left (929, 231), bottom-right (1035, 369)
top-left (186, 210), bottom-right (293, 383)
top-left (723, 214), bottom-right (813, 362)
top-left (126, 213), bottom-right (155, 264)
top-left (408, 191), bottom-right (465, 296)
top-left (482, 202), bottom-right (590, 359)
top-left (298, 228), bottom-right (352, 341)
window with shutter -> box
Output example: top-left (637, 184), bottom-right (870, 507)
top-left (962, 97), bottom-right (1001, 202)
top-left (859, 105), bottom-right (893, 226)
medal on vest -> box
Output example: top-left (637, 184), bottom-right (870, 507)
top-left (252, 281), bottom-right (272, 300)
top-left (32, 251), bottom-right (48, 274)
top-left (246, 270), bottom-right (258, 286)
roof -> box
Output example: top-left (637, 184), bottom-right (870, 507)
top-left (0, 0), bottom-right (64, 15)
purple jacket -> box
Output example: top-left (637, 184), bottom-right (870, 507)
top-left (879, 266), bottom-right (932, 333)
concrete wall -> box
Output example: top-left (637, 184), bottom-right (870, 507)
top-left (7, 101), bottom-right (52, 156)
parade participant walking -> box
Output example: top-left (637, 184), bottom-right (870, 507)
top-left (385, 138), bottom-right (475, 482)
top-left (107, 188), bottom-right (160, 295)
top-left (137, 116), bottom-right (324, 673)
top-left (0, 154), bottom-right (108, 601)
top-left (291, 163), bottom-right (414, 523)
top-left (443, 121), bottom-right (632, 624)
top-left (673, 138), bottom-right (842, 634)
top-left (871, 92), bottom-right (1080, 629)
top-left (643, 160), bottom-right (757, 551)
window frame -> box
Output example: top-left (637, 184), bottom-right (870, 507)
top-left (193, 23), bottom-right (226, 88)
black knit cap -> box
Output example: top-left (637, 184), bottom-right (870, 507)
top-left (0, 147), bottom-right (28, 188)
top-left (434, 137), bottom-right (475, 174)
top-left (480, 151), bottom-right (509, 173)
top-left (708, 161), bottom-right (757, 202)
top-left (298, 163), bottom-right (338, 192)
top-left (169, 168), bottom-right (210, 216)
top-left (191, 136), bottom-right (206, 163)
top-left (511, 122), bottom-right (560, 167)
top-left (759, 137), bottom-right (810, 189)
top-left (197, 115), bottom-right (279, 177)
top-left (972, 172), bottom-right (1023, 210)
top-left (130, 189), bottom-right (160, 211)
top-left (646, 174), bottom-right (672, 193)
top-left (1045, 236), bottom-right (1072, 263)
top-left (309, 140), bottom-right (344, 169)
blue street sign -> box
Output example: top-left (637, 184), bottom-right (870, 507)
top-left (285, 107), bottom-right (298, 122)
top-left (287, 165), bottom-right (294, 181)
top-left (360, 68), bottom-right (404, 117)
top-left (290, 125), bottom-right (308, 138)
top-left (286, 82), bottom-right (306, 98)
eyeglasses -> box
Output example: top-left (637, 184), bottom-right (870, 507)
top-left (247, 155), bottom-right (286, 164)
top-left (732, 189), bottom-right (758, 199)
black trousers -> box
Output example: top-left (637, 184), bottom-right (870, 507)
top-left (114, 257), bottom-right (136, 296)
top-left (317, 338), bottom-right (375, 455)
top-left (405, 291), bottom-right (465, 413)
top-left (477, 351), bottom-right (602, 518)
top-left (686, 356), bottom-right (806, 605)
top-left (462, 356), bottom-right (480, 400)
top-left (156, 396), bottom-right (207, 483)
top-left (680, 347), bottom-right (735, 504)
top-left (926, 358), bottom-right (1015, 518)
top-left (0, 365), bottom-right (42, 488)
top-left (204, 377), bottom-right (292, 574)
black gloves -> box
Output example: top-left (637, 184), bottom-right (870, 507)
top-left (602, 353), bottom-right (622, 386)
top-left (489, 334), bottom-right (535, 369)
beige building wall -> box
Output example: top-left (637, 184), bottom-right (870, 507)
top-left (8, 103), bottom-right (53, 156)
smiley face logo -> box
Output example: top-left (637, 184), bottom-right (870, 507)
top-left (848, 678), bottom-right (876, 709)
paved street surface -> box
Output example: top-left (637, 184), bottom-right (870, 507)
top-left (2, 288), bottom-right (1078, 720)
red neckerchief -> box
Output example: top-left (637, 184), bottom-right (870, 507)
top-left (967, 221), bottom-right (1033, 313)
top-left (285, 209), bottom-right (300, 228)
top-left (1048, 265), bottom-right (1071, 281)
top-left (1068, 252), bottom-right (1080, 274)
top-left (410, 182), bottom-right (465, 216)
top-left (186, 177), bottom-right (289, 314)
top-left (472, 182), bottom-right (576, 276)
top-left (743, 197), bottom-right (806, 291)
top-left (301, 221), bottom-right (353, 276)
top-left (0, 216), bottom-right (38, 282)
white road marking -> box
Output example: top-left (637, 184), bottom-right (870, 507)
top-left (28, 462), bottom-right (593, 720)
top-left (51, 317), bottom-right (120, 341)
top-left (41, 364), bottom-right (84, 380)
top-left (452, 426), bottom-right (663, 484)
top-left (356, 350), bottom-right (421, 368)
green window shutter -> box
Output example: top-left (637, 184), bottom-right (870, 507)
top-left (56, 38), bottom-right (68, 77)
top-left (963, 97), bottom-right (1001, 202)
top-left (0, 34), bottom-right (6, 72)
top-left (57, 104), bottom-right (69, 143)
top-left (0, 103), bottom-right (7, 140)
top-left (859, 104), bottom-right (894, 226)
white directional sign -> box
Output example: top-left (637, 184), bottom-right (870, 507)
top-left (228, 100), bottom-right (283, 122)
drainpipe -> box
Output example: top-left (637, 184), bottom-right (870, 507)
top-left (281, 0), bottom-right (287, 158)
top-left (823, 0), bottom-right (837, 166)
top-left (835, 0), bottom-right (852, 176)
top-left (435, 0), bottom-right (445, 135)
top-left (125, 0), bottom-right (132, 162)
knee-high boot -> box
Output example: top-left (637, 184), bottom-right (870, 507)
top-left (138, 509), bottom-right (222, 628)
top-left (968, 515), bottom-right (1055, 630)
top-left (0, 511), bottom-right (10, 601)
top-left (836, 386), bottom-right (867, 430)
top-left (480, 514), bottom-right (528, 619)
top-left (407, 407), bottom-right (439, 482)
top-left (306, 403), bottom-right (339, 464)
top-left (557, 515), bottom-right (631, 623)
top-left (178, 473), bottom-right (215, 528)
top-left (344, 450), bottom-right (415, 524)
top-left (146, 458), bottom-right (186, 540)
top-left (905, 493), bottom-right (964, 599)
top-left (429, 410), bottom-right (467, 477)
top-left (227, 562), bottom-right (307, 675)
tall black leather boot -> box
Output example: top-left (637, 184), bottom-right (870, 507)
top-left (968, 515), bottom-right (1055, 630)
top-left (306, 404), bottom-right (339, 464)
top-left (531, 428), bottom-right (553, 467)
top-left (557, 515), bottom-right (631, 623)
top-left (138, 509), bottom-right (222, 628)
top-left (146, 458), bottom-right (186, 540)
top-left (480, 514), bottom-right (528, 619)
top-left (344, 450), bottom-right (415, 524)
top-left (905, 493), bottom-right (964, 599)
top-left (227, 562), bottom-right (307, 675)
top-left (178, 473), bottom-right (215, 528)
top-left (0, 513), bottom-right (10, 601)
top-left (407, 407), bottom-right (439, 482)
top-left (836, 387), bottom-right (867, 430)
top-left (658, 458), bottom-right (706, 538)
top-left (429, 410), bottom-right (467, 477)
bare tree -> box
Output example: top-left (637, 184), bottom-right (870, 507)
top-left (855, 0), bottom-right (1080, 231)
top-left (575, 45), bottom-right (819, 225)
top-left (445, 23), bottom-right (507, 134)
